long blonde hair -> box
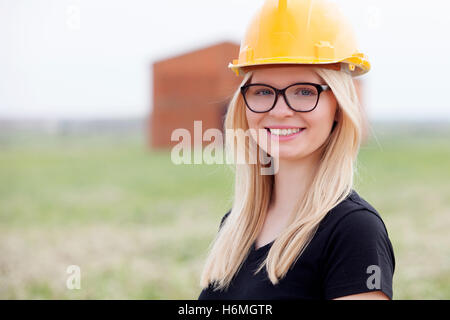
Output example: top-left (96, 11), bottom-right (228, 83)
top-left (199, 66), bottom-right (363, 291)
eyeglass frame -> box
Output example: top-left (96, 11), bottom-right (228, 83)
top-left (240, 82), bottom-right (330, 113)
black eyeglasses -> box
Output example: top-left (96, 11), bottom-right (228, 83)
top-left (240, 82), bottom-right (330, 113)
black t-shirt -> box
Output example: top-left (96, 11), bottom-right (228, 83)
top-left (198, 189), bottom-right (395, 300)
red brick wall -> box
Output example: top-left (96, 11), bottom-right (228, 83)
top-left (150, 42), bottom-right (242, 149)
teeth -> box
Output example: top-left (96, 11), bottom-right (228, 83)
top-left (268, 128), bottom-right (303, 136)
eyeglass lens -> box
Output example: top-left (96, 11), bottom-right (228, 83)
top-left (244, 84), bottom-right (319, 112)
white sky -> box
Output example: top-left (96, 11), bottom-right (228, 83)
top-left (0, 0), bottom-right (449, 121)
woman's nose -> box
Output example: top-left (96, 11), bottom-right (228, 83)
top-left (268, 94), bottom-right (296, 117)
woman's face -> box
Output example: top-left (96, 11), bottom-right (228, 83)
top-left (244, 65), bottom-right (338, 161)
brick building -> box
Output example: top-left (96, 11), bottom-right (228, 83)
top-left (150, 41), bottom-right (242, 149)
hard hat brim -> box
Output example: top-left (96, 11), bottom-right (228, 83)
top-left (228, 56), bottom-right (370, 77)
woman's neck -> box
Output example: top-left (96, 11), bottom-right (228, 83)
top-left (269, 150), bottom-right (322, 218)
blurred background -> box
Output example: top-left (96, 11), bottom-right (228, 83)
top-left (0, 0), bottom-right (449, 299)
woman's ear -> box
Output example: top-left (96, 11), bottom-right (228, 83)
top-left (334, 107), bottom-right (340, 122)
top-left (331, 120), bottom-right (338, 132)
top-left (331, 109), bottom-right (339, 132)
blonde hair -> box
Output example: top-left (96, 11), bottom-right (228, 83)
top-left (199, 66), bottom-right (364, 291)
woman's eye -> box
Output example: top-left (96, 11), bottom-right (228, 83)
top-left (293, 88), bottom-right (318, 97)
top-left (296, 89), bottom-right (314, 96)
top-left (255, 89), bottom-right (273, 96)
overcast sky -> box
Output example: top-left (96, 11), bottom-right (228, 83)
top-left (1, 0), bottom-right (449, 121)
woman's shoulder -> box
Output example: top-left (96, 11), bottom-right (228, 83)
top-left (318, 190), bottom-right (396, 299)
top-left (317, 189), bottom-right (395, 273)
top-left (318, 189), bottom-right (389, 235)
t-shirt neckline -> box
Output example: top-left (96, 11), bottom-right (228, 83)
top-left (248, 241), bottom-right (273, 262)
top-left (254, 240), bottom-right (274, 250)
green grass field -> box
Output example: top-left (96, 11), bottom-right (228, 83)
top-left (0, 122), bottom-right (449, 299)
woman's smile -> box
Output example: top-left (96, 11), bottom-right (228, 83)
top-left (265, 126), bottom-right (306, 141)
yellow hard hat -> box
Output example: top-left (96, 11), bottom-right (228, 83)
top-left (229, 0), bottom-right (370, 77)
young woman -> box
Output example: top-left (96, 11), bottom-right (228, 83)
top-left (198, 0), bottom-right (395, 300)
